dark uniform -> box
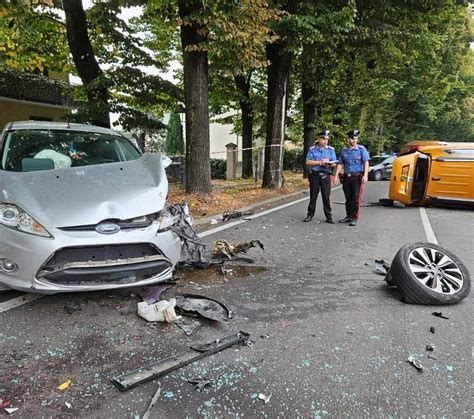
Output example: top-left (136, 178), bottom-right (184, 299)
top-left (304, 134), bottom-right (336, 223)
top-left (337, 130), bottom-right (370, 225)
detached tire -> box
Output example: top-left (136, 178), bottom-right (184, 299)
top-left (391, 242), bottom-right (471, 305)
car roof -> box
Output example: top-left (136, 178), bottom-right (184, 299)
top-left (3, 121), bottom-right (121, 136)
top-left (403, 140), bottom-right (474, 149)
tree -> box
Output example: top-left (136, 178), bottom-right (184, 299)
top-left (165, 110), bottom-right (184, 155)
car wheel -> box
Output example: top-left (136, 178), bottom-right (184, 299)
top-left (391, 242), bottom-right (471, 305)
top-left (385, 269), bottom-right (396, 286)
top-left (373, 170), bottom-right (383, 181)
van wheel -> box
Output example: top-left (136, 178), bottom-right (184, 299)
top-left (373, 170), bottom-right (383, 181)
top-left (391, 242), bottom-right (471, 305)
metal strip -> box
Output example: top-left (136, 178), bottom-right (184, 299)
top-left (111, 331), bottom-right (251, 391)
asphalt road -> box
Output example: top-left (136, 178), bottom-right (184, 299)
top-left (0, 181), bottom-right (472, 418)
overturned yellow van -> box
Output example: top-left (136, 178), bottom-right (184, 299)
top-left (389, 141), bottom-right (474, 206)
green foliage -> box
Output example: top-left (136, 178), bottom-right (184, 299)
top-left (165, 111), bottom-right (184, 155)
top-left (210, 158), bottom-right (226, 179)
top-left (283, 148), bottom-right (304, 171)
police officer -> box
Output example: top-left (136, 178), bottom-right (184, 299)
top-left (333, 129), bottom-right (370, 226)
top-left (303, 129), bottom-right (337, 223)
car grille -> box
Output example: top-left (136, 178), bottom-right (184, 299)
top-left (37, 243), bottom-right (172, 286)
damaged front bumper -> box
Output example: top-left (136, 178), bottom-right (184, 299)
top-left (0, 215), bottom-right (185, 294)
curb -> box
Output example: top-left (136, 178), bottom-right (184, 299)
top-left (192, 188), bottom-right (309, 227)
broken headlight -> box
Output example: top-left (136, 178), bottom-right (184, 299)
top-left (0, 203), bottom-right (51, 237)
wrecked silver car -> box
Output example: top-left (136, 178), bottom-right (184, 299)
top-left (0, 121), bottom-right (187, 294)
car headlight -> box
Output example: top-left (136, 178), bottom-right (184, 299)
top-left (0, 204), bottom-right (51, 237)
top-left (157, 211), bottom-right (179, 232)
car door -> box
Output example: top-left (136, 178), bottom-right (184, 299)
top-left (389, 153), bottom-right (419, 204)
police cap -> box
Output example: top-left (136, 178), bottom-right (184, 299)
top-left (316, 129), bottom-right (330, 139)
top-left (347, 129), bottom-right (360, 139)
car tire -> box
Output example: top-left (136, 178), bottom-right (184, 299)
top-left (384, 269), bottom-right (396, 286)
top-left (391, 242), bottom-right (471, 305)
top-left (373, 170), bottom-right (383, 181)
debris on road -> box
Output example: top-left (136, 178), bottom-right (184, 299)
top-left (430, 327), bottom-right (436, 334)
top-left (374, 259), bottom-right (391, 275)
top-left (58, 380), bottom-right (72, 391)
top-left (65, 402), bottom-right (72, 409)
top-left (4, 407), bottom-right (19, 415)
top-left (64, 302), bottom-right (81, 315)
top-left (137, 298), bottom-right (181, 322)
top-left (143, 385), bottom-right (161, 419)
top-left (0, 399), bottom-right (11, 409)
top-left (188, 377), bottom-right (213, 391)
top-left (427, 355), bottom-right (438, 360)
top-left (176, 319), bottom-right (201, 336)
top-left (222, 210), bottom-right (255, 223)
top-left (139, 285), bottom-right (168, 305)
top-left (258, 393), bottom-right (272, 404)
top-left (426, 345), bottom-right (435, 352)
top-left (407, 356), bottom-right (424, 372)
top-left (432, 312), bottom-right (449, 319)
top-left (261, 334), bottom-right (271, 339)
top-left (111, 331), bottom-right (252, 391)
top-left (175, 294), bottom-right (234, 322)
top-left (212, 240), bottom-right (264, 260)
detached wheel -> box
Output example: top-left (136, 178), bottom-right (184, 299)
top-left (373, 170), bottom-right (383, 181)
top-left (391, 242), bottom-right (471, 305)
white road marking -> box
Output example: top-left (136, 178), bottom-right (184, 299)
top-left (0, 293), bottom-right (44, 314)
top-left (419, 207), bottom-right (438, 244)
top-left (200, 186), bottom-right (342, 238)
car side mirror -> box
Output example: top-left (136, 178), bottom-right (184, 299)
top-left (383, 162), bottom-right (390, 166)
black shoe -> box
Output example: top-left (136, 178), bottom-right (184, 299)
top-left (339, 216), bottom-right (352, 223)
top-left (303, 216), bottom-right (313, 222)
top-left (325, 218), bottom-right (335, 224)
top-left (349, 219), bottom-right (357, 226)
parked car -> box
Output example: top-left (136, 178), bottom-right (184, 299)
top-left (389, 141), bottom-right (474, 206)
top-left (0, 121), bottom-right (186, 293)
top-left (368, 155), bottom-right (395, 181)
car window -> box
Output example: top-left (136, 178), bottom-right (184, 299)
top-left (370, 156), bottom-right (387, 165)
top-left (0, 129), bottom-right (141, 172)
top-left (385, 156), bottom-right (395, 164)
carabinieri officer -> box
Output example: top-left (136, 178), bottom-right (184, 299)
top-left (334, 129), bottom-right (370, 226)
top-left (303, 129), bottom-right (337, 223)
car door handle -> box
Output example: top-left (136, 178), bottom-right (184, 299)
top-left (431, 177), bottom-right (441, 181)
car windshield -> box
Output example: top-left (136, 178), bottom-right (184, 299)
top-left (370, 156), bottom-right (389, 165)
top-left (0, 129), bottom-right (141, 172)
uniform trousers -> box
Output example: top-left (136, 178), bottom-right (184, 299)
top-left (342, 174), bottom-right (363, 220)
top-left (307, 172), bottom-right (332, 219)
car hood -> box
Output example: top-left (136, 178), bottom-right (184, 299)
top-left (0, 153), bottom-right (169, 228)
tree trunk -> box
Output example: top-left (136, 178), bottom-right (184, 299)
top-left (178, 0), bottom-right (211, 194)
top-left (234, 73), bottom-right (253, 178)
top-left (302, 80), bottom-right (316, 179)
top-left (63, 0), bottom-right (110, 128)
top-left (262, 0), bottom-right (300, 189)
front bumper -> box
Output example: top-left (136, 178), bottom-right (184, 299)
top-left (0, 223), bottom-right (182, 294)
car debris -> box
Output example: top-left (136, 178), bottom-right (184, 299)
top-left (432, 312), bottom-right (449, 319)
top-left (427, 354), bottom-right (438, 360)
top-left (175, 294), bottom-right (234, 322)
top-left (260, 334), bottom-right (271, 339)
top-left (426, 345), bottom-right (435, 351)
top-left (212, 240), bottom-right (264, 260)
top-left (188, 377), bottom-right (213, 391)
top-left (4, 407), bottom-right (19, 415)
top-left (222, 210), bottom-right (255, 223)
top-left (64, 302), bottom-right (81, 315)
top-left (58, 380), bottom-right (72, 391)
top-left (139, 285), bottom-right (168, 305)
top-left (176, 319), bottom-right (201, 336)
top-left (258, 393), bottom-right (272, 404)
top-left (65, 402), bottom-right (72, 409)
top-left (137, 298), bottom-right (181, 322)
top-left (374, 259), bottom-right (391, 275)
top-left (407, 356), bottom-right (424, 371)
top-left (142, 385), bottom-right (161, 419)
top-left (430, 327), bottom-right (436, 334)
top-left (111, 331), bottom-right (251, 391)
top-left (0, 399), bottom-right (10, 409)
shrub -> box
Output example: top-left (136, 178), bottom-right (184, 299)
top-left (283, 148), bottom-right (305, 171)
top-left (210, 158), bottom-right (226, 179)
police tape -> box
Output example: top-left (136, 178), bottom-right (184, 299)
top-left (167, 143), bottom-right (284, 158)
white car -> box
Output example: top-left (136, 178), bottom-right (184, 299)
top-left (0, 121), bottom-right (186, 294)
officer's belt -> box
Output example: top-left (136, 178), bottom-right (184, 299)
top-left (310, 171), bottom-right (331, 175)
top-left (343, 172), bottom-right (362, 177)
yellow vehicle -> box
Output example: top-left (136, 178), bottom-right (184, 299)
top-left (389, 141), bottom-right (474, 206)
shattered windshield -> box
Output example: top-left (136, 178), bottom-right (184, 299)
top-left (0, 129), bottom-right (141, 172)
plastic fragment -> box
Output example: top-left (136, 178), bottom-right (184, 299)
top-left (432, 312), bottom-right (449, 319)
top-left (426, 345), bottom-right (435, 352)
top-left (58, 380), bottom-right (72, 391)
top-left (427, 354), bottom-right (437, 360)
top-left (5, 408), bottom-right (19, 414)
top-left (139, 285), bottom-right (168, 305)
top-left (258, 393), bottom-right (271, 404)
top-left (137, 299), bottom-right (181, 322)
top-left (0, 400), bottom-right (11, 409)
top-left (65, 402), bottom-right (72, 409)
top-left (407, 356), bottom-right (423, 371)
top-left (260, 334), bottom-right (271, 339)
top-left (430, 327), bottom-right (436, 334)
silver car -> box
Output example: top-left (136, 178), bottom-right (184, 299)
top-left (0, 121), bottom-right (185, 294)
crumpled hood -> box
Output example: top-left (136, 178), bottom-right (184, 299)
top-left (0, 153), bottom-right (169, 228)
